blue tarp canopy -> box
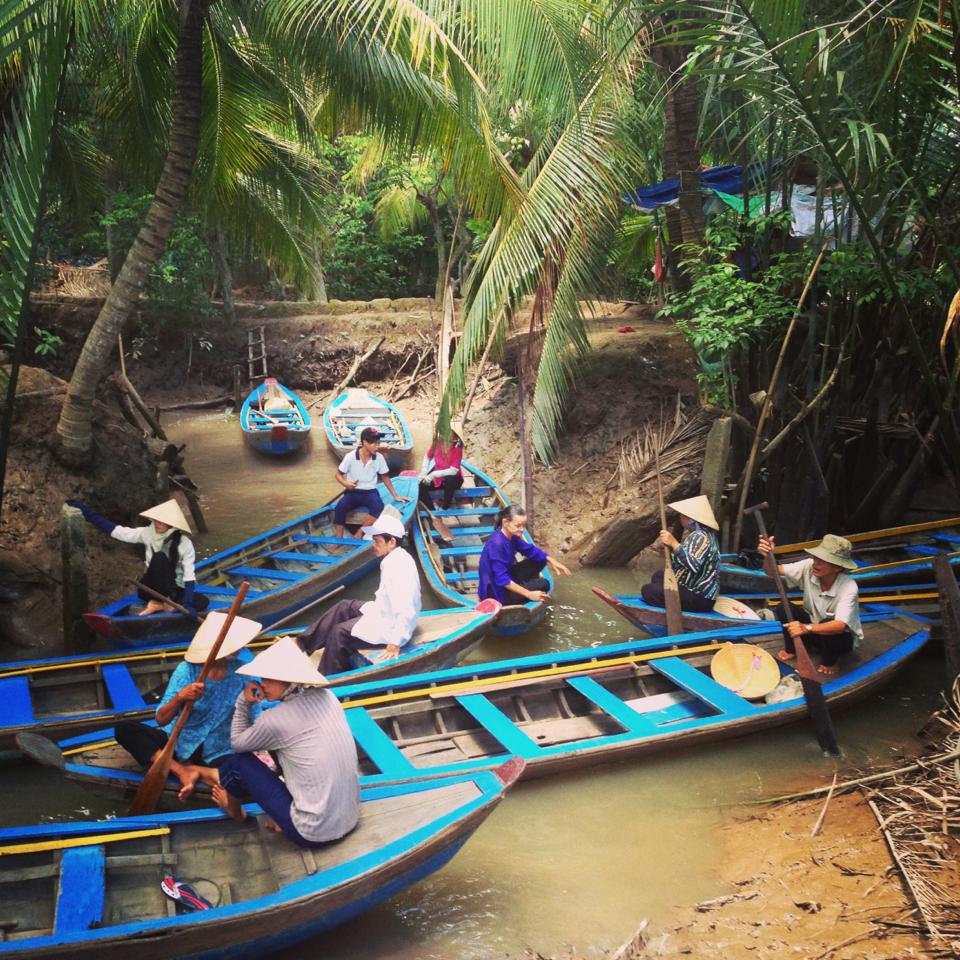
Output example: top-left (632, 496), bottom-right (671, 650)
top-left (624, 163), bottom-right (769, 211)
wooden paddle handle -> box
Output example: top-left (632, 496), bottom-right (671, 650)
top-left (127, 578), bottom-right (201, 622)
top-left (744, 504), bottom-right (792, 617)
top-left (654, 447), bottom-right (670, 565)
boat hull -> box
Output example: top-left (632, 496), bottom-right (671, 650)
top-left (322, 390), bottom-right (413, 466)
top-left (239, 381), bottom-right (311, 457)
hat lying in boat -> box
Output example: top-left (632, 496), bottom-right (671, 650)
top-left (237, 635), bottom-right (329, 687)
top-left (140, 499), bottom-right (192, 534)
top-left (805, 533), bottom-right (857, 570)
top-left (712, 596), bottom-right (761, 621)
top-left (667, 495), bottom-right (719, 531)
top-left (184, 612), bottom-right (263, 664)
top-left (362, 510), bottom-right (406, 540)
top-left (710, 643), bottom-right (781, 700)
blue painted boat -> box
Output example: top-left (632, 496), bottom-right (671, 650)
top-left (412, 460), bottom-right (554, 636)
top-left (0, 758), bottom-right (523, 960)
top-left (240, 379), bottom-right (311, 455)
top-left (81, 477), bottom-right (418, 649)
top-left (1, 606), bottom-right (494, 752)
top-left (55, 613), bottom-right (926, 798)
top-left (322, 388), bottom-right (413, 468)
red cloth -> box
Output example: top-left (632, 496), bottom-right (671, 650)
top-left (426, 441), bottom-right (463, 487)
top-left (617, 325), bottom-right (635, 333)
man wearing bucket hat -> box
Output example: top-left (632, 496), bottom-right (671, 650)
top-left (65, 497), bottom-right (208, 617)
top-left (113, 612), bottom-right (262, 801)
top-left (333, 426), bottom-right (412, 540)
top-left (758, 532), bottom-right (862, 676)
top-left (211, 636), bottom-right (359, 848)
top-left (640, 495), bottom-right (721, 613)
top-left (299, 510), bottom-right (421, 676)
top-left (417, 418), bottom-right (466, 511)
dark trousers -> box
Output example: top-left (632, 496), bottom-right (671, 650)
top-left (114, 719), bottom-right (227, 768)
top-left (219, 752), bottom-right (333, 849)
top-left (641, 570), bottom-right (715, 613)
top-left (300, 598), bottom-right (371, 676)
top-left (137, 552), bottom-right (209, 611)
top-left (773, 603), bottom-right (855, 667)
top-left (418, 474), bottom-right (464, 511)
top-left (334, 489), bottom-right (383, 526)
top-left (510, 557), bottom-right (549, 595)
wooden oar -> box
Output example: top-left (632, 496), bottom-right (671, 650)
top-left (654, 448), bottom-right (684, 637)
top-left (127, 583), bottom-right (249, 815)
top-left (744, 502), bottom-right (840, 756)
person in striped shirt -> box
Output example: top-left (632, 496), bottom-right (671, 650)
top-left (641, 495), bottom-right (721, 612)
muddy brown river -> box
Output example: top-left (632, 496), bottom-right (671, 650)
top-left (0, 409), bottom-right (944, 958)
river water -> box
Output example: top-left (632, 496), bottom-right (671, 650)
top-left (0, 409), bottom-right (944, 958)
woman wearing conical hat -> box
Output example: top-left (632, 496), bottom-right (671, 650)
top-left (65, 497), bottom-right (208, 617)
top-left (640, 495), bottom-right (721, 613)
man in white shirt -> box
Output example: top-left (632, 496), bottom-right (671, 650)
top-left (299, 512), bottom-right (421, 676)
top-left (758, 533), bottom-right (862, 676)
top-left (333, 426), bottom-right (411, 538)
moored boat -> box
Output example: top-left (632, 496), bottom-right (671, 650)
top-left (412, 460), bottom-right (554, 636)
top-left (240, 378), bottom-right (311, 455)
top-left (322, 388), bottom-right (413, 468)
top-left (82, 477), bottom-right (418, 648)
top-left (0, 606), bottom-right (494, 752)
top-left (0, 759), bottom-right (523, 960)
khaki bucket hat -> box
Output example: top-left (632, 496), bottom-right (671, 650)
top-left (710, 642), bottom-right (781, 700)
top-left (236, 635), bottom-right (330, 687)
top-left (667, 495), bottom-right (719, 531)
top-left (805, 533), bottom-right (857, 570)
top-left (140, 499), bottom-right (192, 534)
top-left (184, 612), bottom-right (263, 664)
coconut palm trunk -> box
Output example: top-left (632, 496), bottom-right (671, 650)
top-left (55, 0), bottom-right (212, 465)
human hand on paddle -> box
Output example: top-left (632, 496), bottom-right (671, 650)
top-left (757, 535), bottom-right (775, 555)
top-left (178, 681), bottom-right (206, 703)
top-left (658, 529), bottom-right (679, 550)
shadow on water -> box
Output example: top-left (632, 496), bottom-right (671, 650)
top-left (0, 408), bottom-right (947, 958)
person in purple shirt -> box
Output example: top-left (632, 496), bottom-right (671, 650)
top-left (478, 505), bottom-right (571, 604)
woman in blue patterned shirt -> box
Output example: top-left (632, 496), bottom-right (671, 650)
top-left (641, 495), bottom-right (720, 613)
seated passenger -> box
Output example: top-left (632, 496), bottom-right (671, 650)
top-left (114, 612), bottom-right (262, 801)
top-left (212, 636), bottom-right (360, 847)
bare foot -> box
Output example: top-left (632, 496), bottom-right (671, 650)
top-left (776, 650), bottom-right (796, 663)
top-left (176, 767), bottom-right (200, 803)
top-left (212, 783), bottom-right (247, 823)
top-left (262, 817), bottom-right (284, 834)
top-left (817, 663), bottom-right (839, 677)
top-left (139, 600), bottom-right (177, 617)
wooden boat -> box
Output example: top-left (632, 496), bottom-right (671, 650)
top-left (721, 517), bottom-right (960, 593)
top-left (0, 759), bottom-right (523, 960)
top-left (412, 460), bottom-right (554, 636)
top-left (82, 477), bottom-right (419, 649)
top-left (322, 388), bottom-right (413, 468)
top-left (0, 607), bottom-right (494, 752)
top-left (239, 379), bottom-right (311, 455)
top-left (593, 586), bottom-right (939, 639)
top-left (52, 614), bottom-right (926, 799)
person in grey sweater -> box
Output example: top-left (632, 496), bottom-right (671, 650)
top-left (211, 636), bottom-right (360, 847)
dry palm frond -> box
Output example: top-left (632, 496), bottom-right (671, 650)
top-left (611, 394), bottom-right (713, 491)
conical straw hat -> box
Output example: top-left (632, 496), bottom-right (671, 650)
top-left (712, 596), bottom-right (761, 621)
top-left (667, 495), bottom-right (719, 530)
top-left (710, 643), bottom-right (781, 700)
top-left (140, 499), bottom-right (192, 534)
top-left (184, 612), bottom-right (263, 664)
top-left (236, 635), bottom-right (329, 687)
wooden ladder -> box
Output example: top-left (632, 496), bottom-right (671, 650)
top-left (247, 326), bottom-right (268, 387)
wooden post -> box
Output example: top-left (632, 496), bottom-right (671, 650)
top-left (700, 416), bottom-right (732, 517)
top-left (933, 553), bottom-right (960, 687)
top-left (60, 504), bottom-right (90, 654)
top-left (233, 365), bottom-right (242, 412)
top-left (155, 461), bottom-right (170, 500)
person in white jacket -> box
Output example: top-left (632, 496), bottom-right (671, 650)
top-left (298, 511), bottom-right (421, 676)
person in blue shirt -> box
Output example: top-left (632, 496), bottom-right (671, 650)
top-left (478, 505), bottom-right (571, 605)
top-left (113, 612), bottom-right (262, 802)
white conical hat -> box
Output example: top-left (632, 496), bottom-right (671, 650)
top-left (236, 635), bottom-right (329, 687)
top-left (667, 495), bottom-right (719, 530)
top-left (140, 499), bottom-right (192, 534)
top-left (184, 612), bottom-right (263, 664)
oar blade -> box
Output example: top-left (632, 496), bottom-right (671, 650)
top-left (127, 742), bottom-right (175, 816)
top-left (430, 514), bottom-right (455, 544)
top-left (793, 637), bottom-right (840, 756)
top-left (16, 733), bottom-right (65, 770)
top-left (663, 567), bottom-right (684, 636)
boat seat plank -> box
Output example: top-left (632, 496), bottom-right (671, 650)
top-left (648, 657), bottom-right (755, 718)
top-left (431, 526), bottom-right (495, 540)
top-left (902, 545), bottom-right (941, 557)
top-left (0, 676), bottom-right (34, 725)
top-left (929, 533), bottom-right (960, 545)
top-left (429, 487), bottom-right (493, 499)
top-left (269, 552), bottom-right (337, 565)
top-left (195, 585), bottom-right (265, 599)
top-left (55, 846), bottom-right (105, 934)
top-left (430, 507), bottom-right (502, 517)
top-left (564, 676), bottom-right (658, 735)
top-left (346, 708), bottom-right (417, 777)
top-left (445, 571), bottom-right (480, 584)
top-left (454, 694), bottom-right (541, 758)
top-left (292, 535), bottom-right (365, 548)
top-left (438, 545), bottom-right (484, 558)
top-left (101, 663), bottom-right (147, 712)
top-left (226, 566), bottom-right (305, 582)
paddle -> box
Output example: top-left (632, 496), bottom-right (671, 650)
top-left (127, 579), bottom-right (202, 621)
top-left (127, 583), bottom-right (249, 815)
top-left (399, 470), bottom-right (455, 544)
top-left (654, 447), bottom-right (684, 637)
top-left (744, 502), bottom-right (840, 756)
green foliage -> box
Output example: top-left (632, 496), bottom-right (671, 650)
top-left (33, 326), bottom-right (64, 357)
